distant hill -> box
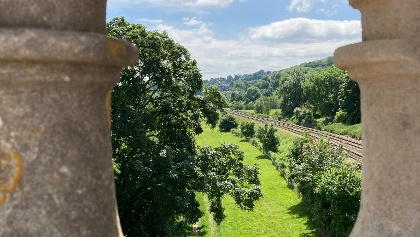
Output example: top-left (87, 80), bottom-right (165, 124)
top-left (204, 56), bottom-right (333, 92)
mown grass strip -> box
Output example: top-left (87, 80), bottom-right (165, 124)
top-left (195, 123), bottom-right (318, 237)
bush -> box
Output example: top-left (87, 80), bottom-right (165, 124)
top-left (218, 114), bottom-right (238, 132)
top-left (240, 121), bottom-right (255, 138)
top-left (287, 134), bottom-right (361, 237)
top-left (292, 107), bottom-right (316, 127)
top-left (256, 123), bottom-right (280, 154)
top-left (334, 110), bottom-right (348, 124)
top-left (314, 165), bottom-right (361, 237)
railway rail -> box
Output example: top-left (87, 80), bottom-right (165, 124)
top-left (228, 110), bottom-right (363, 162)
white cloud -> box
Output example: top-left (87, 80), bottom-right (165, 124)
top-left (288, 0), bottom-right (328, 13)
top-left (183, 17), bottom-right (204, 26)
top-left (248, 18), bottom-right (361, 42)
top-left (152, 18), bottom-right (361, 79)
top-left (316, 8), bottom-right (337, 16)
top-left (137, 18), bottom-right (164, 24)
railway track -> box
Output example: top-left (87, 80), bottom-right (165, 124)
top-left (228, 110), bottom-right (363, 162)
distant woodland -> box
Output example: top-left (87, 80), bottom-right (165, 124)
top-left (205, 56), bottom-right (360, 126)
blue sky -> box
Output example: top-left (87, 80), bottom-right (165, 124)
top-left (107, 0), bottom-right (361, 80)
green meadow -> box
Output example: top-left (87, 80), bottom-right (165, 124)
top-left (194, 123), bottom-right (318, 237)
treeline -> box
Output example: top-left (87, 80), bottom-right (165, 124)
top-left (205, 57), bottom-right (361, 126)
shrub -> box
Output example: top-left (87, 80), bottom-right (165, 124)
top-left (218, 114), bottom-right (238, 132)
top-left (334, 110), bottom-right (348, 124)
top-left (256, 123), bottom-right (280, 154)
top-left (292, 107), bottom-right (316, 127)
top-left (240, 121), bottom-right (255, 138)
top-left (314, 165), bottom-right (361, 237)
top-left (287, 134), bottom-right (361, 237)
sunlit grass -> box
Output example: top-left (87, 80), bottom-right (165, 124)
top-left (195, 123), bottom-right (317, 237)
top-left (318, 122), bottom-right (362, 140)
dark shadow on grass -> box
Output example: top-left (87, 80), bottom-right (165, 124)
top-left (256, 154), bottom-right (270, 160)
top-left (288, 202), bottom-right (320, 237)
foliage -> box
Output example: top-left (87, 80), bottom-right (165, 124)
top-left (299, 56), bottom-right (334, 69)
top-left (195, 123), bottom-right (316, 237)
top-left (287, 134), bottom-right (361, 237)
top-left (313, 165), bottom-right (361, 237)
top-left (276, 66), bottom-right (313, 118)
top-left (254, 96), bottom-right (277, 115)
top-left (218, 114), bottom-right (239, 132)
top-left (245, 86), bottom-right (261, 104)
top-left (203, 85), bottom-right (228, 110)
top-left (302, 65), bottom-right (347, 118)
top-left (256, 123), bottom-right (280, 154)
top-left (240, 121), bottom-right (255, 138)
top-left (108, 17), bottom-right (260, 236)
top-left (333, 110), bottom-right (348, 124)
top-left (292, 106), bottom-right (316, 127)
top-left (318, 122), bottom-right (362, 140)
top-left (195, 143), bottom-right (262, 224)
top-left (201, 86), bottom-right (227, 128)
top-left (338, 76), bottom-right (361, 124)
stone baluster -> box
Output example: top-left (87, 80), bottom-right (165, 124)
top-left (0, 1), bottom-right (138, 236)
top-left (334, 0), bottom-right (420, 236)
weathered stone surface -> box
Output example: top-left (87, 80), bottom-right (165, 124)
top-left (0, 0), bottom-right (107, 33)
top-left (335, 0), bottom-right (420, 236)
top-left (0, 1), bottom-right (138, 236)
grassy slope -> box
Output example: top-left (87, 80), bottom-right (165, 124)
top-left (318, 122), bottom-right (362, 140)
top-left (195, 123), bottom-right (317, 237)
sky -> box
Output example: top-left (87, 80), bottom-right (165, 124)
top-left (106, 0), bottom-right (361, 80)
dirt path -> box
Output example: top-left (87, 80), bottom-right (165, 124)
top-left (191, 194), bottom-right (216, 237)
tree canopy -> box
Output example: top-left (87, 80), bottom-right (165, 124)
top-left (302, 65), bottom-right (346, 118)
top-left (107, 17), bottom-right (261, 236)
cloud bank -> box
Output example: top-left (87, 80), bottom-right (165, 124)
top-left (153, 18), bottom-right (360, 79)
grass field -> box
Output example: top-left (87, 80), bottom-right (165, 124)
top-left (318, 122), bottom-right (362, 140)
top-left (194, 123), bottom-right (318, 237)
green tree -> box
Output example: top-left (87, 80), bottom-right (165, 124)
top-left (287, 134), bottom-right (360, 237)
top-left (245, 86), bottom-right (261, 104)
top-left (314, 165), bottom-right (361, 237)
top-left (108, 17), bottom-right (261, 237)
top-left (338, 76), bottom-right (361, 124)
top-left (254, 96), bottom-right (275, 115)
top-left (256, 123), bottom-right (280, 154)
top-left (276, 66), bottom-right (313, 118)
top-left (203, 85), bottom-right (228, 110)
top-left (240, 121), bottom-right (255, 138)
top-left (293, 106), bottom-right (316, 127)
top-left (302, 65), bottom-right (346, 118)
top-left (218, 114), bottom-right (238, 132)
top-left (195, 143), bottom-right (262, 224)
top-left (201, 86), bottom-right (227, 128)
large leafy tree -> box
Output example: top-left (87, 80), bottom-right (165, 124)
top-left (302, 65), bottom-right (347, 118)
top-left (276, 66), bottom-right (313, 118)
top-left (107, 17), bottom-right (261, 237)
top-left (338, 76), bottom-right (361, 124)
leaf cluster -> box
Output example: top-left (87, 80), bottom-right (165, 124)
top-left (108, 17), bottom-right (261, 236)
top-left (256, 123), bottom-right (280, 154)
top-left (287, 134), bottom-right (361, 236)
top-left (240, 121), bottom-right (255, 138)
top-left (194, 143), bottom-right (262, 224)
top-left (218, 114), bottom-right (238, 132)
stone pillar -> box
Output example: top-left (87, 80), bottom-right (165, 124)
top-left (334, 0), bottom-right (420, 236)
top-left (0, 1), bottom-right (138, 236)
